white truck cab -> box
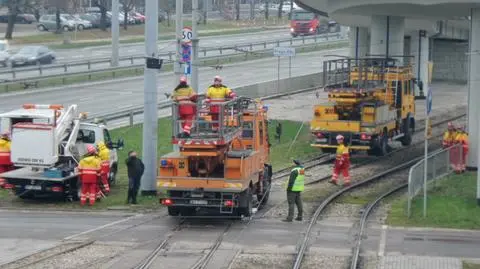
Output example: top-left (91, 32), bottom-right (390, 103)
top-left (0, 104), bottom-right (123, 200)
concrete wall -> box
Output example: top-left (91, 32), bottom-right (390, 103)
top-left (234, 72), bottom-right (324, 98)
top-left (431, 38), bottom-right (468, 83)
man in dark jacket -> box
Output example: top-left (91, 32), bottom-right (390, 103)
top-left (126, 151), bottom-right (145, 204)
top-left (283, 159), bottom-right (304, 222)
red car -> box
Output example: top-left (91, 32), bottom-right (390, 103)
top-left (129, 12), bottom-right (145, 24)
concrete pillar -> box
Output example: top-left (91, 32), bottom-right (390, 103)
top-left (370, 15), bottom-right (405, 64)
top-left (349, 26), bottom-right (369, 60)
top-left (467, 9), bottom-right (480, 206)
top-left (410, 30), bottom-right (429, 97)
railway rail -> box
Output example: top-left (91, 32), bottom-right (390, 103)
top-left (291, 133), bottom-right (447, 269)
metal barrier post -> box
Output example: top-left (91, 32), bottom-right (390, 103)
top-left (129, 111), bottom-right (134, 126)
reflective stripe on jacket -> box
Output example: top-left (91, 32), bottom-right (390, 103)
top-left (78, 156), bottom-right (101, 183)
top-left (172, 86), bottom-right (196, 104)
top-left (442, 131), bottom-right (456, 146)
top-left (336, 144), bottom-right (349, 163)
top-left (206, 85), bottom-right (232, 99)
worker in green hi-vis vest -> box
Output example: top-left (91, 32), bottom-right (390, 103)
top-left (283, 159), bottom-right (305, 222)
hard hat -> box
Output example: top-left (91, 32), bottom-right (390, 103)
top-left (447, 122), bottom-right (454, 129)
top-left (336, 134), bottom-right (344, 140)
top-left (87, 144), bottom-right (97, 155)
top-left (1, 131), bottom-right (10, 139)
top-left (180, 76), bottom-right (187, 83)
top-left (293, 159), bottom-right (301, 166)
top-left (214, 75), bottom-right (222, 82)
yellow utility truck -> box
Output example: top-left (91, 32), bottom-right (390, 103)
top-left (310, 57), bottom-right (416, 156)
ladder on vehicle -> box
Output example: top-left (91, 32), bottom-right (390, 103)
top-left (385, 67), bottom-right (400, 107)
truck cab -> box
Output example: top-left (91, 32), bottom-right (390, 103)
top-left (290, 10), bottom-right (319, 37)
top-left (0, 104), bottom-right (123, 200)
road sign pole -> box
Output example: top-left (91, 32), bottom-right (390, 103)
top-left (191, 0), bottom-right (199, 93)
top-left (289, 56), bottom-right (291, 78)
top-left (174, 0), bottom-right (184, 82)
top-left (277, 56), bottom-right (280, 94)
top-left (423, 89), bottom-right (432, 217)
top-left (111, 0), bottom-right (119, 67)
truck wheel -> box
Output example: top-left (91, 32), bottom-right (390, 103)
top-left (401, 118), bottom-right (412, 146)
top-left (238, 188), bottom-right (253, 217)
top-left (378, 134), bottom-right (389, 156)
top-left (257, 179), bottom-right (271, 207)
top-left (168, 207), bottom-right (180, 216)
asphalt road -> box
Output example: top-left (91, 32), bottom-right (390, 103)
top-left (0, 47), bottom-right (349, 120)
top-left (0, 31), bottom-right (344, 81)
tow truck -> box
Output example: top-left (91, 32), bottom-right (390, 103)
top-left (0, 104), bottom-right (123, 200)
top-left (310, 57), bottom-right (416, 156)
top-left (157, 97), bottom-right (273, 217)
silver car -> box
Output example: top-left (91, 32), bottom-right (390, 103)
top-left (37, 14), bottom-right (76, 32)
top-left (0, 40), bottom-right (10, 67)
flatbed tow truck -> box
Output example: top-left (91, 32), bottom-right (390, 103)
top-left (0, 104), bottom-right (123, 200)
top-left (157, 97), bottom-right (273, 217)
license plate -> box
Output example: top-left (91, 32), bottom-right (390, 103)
top-left (190, 200), bottom-right (208, 205)
top-left (25, 185), bottom-right (41, 190)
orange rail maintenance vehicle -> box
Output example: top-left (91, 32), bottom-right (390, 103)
top-left (310, 57), bottom-right (416, 156)
top-left (157, 97), bottom-right (273, 217)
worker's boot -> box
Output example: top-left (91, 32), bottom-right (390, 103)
top-left (329, 180), bottom-right (338, 185)
top-left (295, 216), bottom-right (302, 221)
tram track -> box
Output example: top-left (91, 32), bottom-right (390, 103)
top-left (291, 135), bottom-right (446, 269)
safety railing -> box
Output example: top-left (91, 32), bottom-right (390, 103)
top-left (407, 143), bottom-right (464, 217)
top-left (0, 32), bottom-right (345, 81)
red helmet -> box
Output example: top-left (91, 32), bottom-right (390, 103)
top-left (86, 144), bottom-right (97, 155)
top-left (214, 75), bottom-right (222, 82)
top-left (447, 122), bottom-right (454, 130)
top-left (1, 131), bottom-right (10, 139)
top-left (336, 134), bottom-right (344, 141)
top-left (180, 76), bottom-right (187, 83)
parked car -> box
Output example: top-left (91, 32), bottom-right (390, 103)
top-left (84, 13), bottom-right (112, 28)
top-left (0, 13), bottom-right (37, 24)
top-left (37, 14), bottom-right (76, 31)
top-left (129, 12), bottom-right (145, 24)
top-left (62, 14), bottom-right (92, 30)
top-left (0, 40), bottom-right (10, 67)
top-left (8, 46), bottom-right (55, 68)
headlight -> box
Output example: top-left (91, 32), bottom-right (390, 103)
top-left (309, 28), bottom-right (314, 32)
top-left (290, 28), bottom-right (294, 32)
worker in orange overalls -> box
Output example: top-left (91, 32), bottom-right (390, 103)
top-left (206, 76), bottom-right (237, 131)
top-left (97, 141), bottom-right (110, 195)
top-left (443, 122), bottom-right (459, 171)
top-left (172, 76), bottom-right (197, 138)
top-left (455, 126), bottom-right (469, 173)
top-left (78, 145), bottom-right (102, 206)
top-left (0, 132), bottom-right (13, 174)
top-left (330, 135), bottom-right (351, 186)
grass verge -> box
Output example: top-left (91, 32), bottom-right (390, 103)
top-left (386, 172), bottom-right (480, 230)
top-left (0, 117), bottom-right (316, 210)
top-left (11, 19), bottom-right (289, 49)
top-left (0, 41), bottom-right (348, 94)
top-left (464, 262), bottom-right (480, 269)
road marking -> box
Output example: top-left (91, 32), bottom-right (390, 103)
top-left (378, 225), bottom-right (388, 257)
top-left (63, 214), bottom-right (142, 241)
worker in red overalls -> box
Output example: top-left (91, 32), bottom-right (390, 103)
top-left (0, 132), bottom-right (13, 174)
top-left (455, 126), bottom-right (469, 173)
top-left (330, 135), bottom-right (351, 186)
top-left (206, 76), bottom-right (236, 131)
top-left (442, 122), bottom-right (459, 171)
top-left (97, 141), bottom-right (110, 195)
top-left (78, 145), bottom-right (102, 206)
top-left (171, 76), bottom-right (197, 138)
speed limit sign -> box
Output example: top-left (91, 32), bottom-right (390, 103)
top-left (182, 27), bottom-right (193, 44)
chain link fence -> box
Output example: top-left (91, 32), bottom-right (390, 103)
top-left (407, 143), bottom-right (463, 217)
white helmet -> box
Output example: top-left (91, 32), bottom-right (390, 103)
top-left (336, 134), bottom-right (344, 141)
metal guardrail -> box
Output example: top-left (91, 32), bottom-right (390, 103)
top-left (407, 144), bottom-right (463, 217)
top-left (0, 39), bottom-right (347, 91)
top-left (0, 33), bottom-right (344, 80)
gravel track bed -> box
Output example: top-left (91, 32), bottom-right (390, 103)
top-left (22, 244), bottom-right (127, 269)
top-left (228, 253), bottom-right (348, 269)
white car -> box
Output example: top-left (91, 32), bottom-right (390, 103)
top-left (0, 40), bottom-right (10, 67)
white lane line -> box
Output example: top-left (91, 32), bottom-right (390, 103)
top-left (63, 214), bottom-right (142, 241)
top-left (378, 224), bottom-right (388, 257)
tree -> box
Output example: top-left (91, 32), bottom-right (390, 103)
top-left (121, 0), bottom-right (135, 30)
top-left (235, 0), bottom-right (239, 21)
top-left (264, 0), bottom-right (269, 20)
top-left (93, 0), bottom-right (109, 31)
top-left (277, 0), bottom-right (283, 18)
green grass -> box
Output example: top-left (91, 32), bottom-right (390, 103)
top-left (387, 172), bottom-right (480, 230)
top-left (0, 117), bottom-right (316, 210)
top-left (0, 41), bottom-right (348, 94)
top-left (11, 19), bottom-right (288, 49)
top-left (464, 262), bottom-right (480, 269)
